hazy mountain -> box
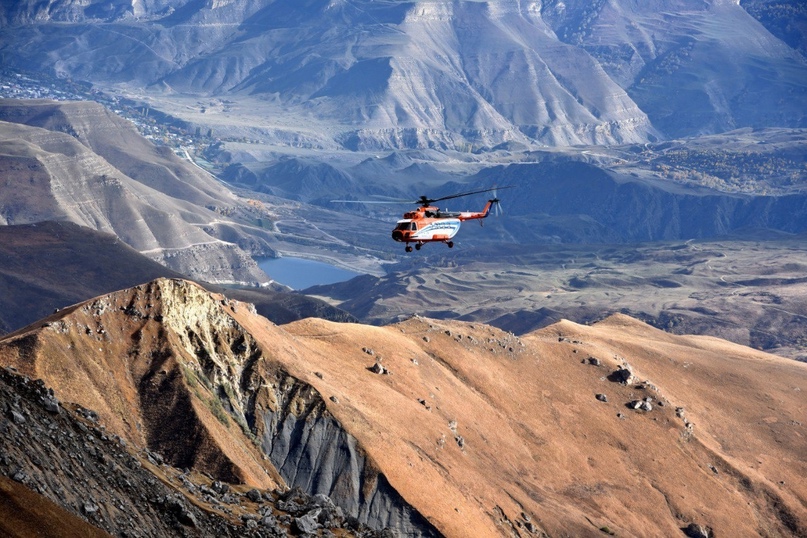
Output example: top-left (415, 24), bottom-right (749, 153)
top-left (263, 143), bottom-right (807, 259)
top-left (220, 155), bottom-right (447, 205)
top-left (0, 278), bottom-right (804, 536)
top-left (741, 0), bottom-right (807, 57)
top-left (1, 0), bottom-right (804, 150)
top-left (0, 99), bottom-right (281, 283)
top-left (540, 0), bottom-right (807, 137)
top-left (469, 160), bottom-right (807, 243)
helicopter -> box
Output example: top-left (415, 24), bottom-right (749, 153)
top-left (335, 186), bottom-right (512, 252)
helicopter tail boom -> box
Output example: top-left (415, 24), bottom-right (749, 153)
top-left (457, 198), bottom-right (499, 221)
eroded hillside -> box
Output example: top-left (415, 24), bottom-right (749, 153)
top-left (0, 278), bottom-right (805, 537)
top-left (0, 99), bottom-right (281, 284)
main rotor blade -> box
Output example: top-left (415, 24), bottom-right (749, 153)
top-left (332, 185), bottom-right (514, 207)
top-left (426, 185), bottom-right (514, 205)
top-left (330, 198), bottom-right (412, 204)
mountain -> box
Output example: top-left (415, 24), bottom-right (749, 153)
top-left (0, 278), bottom-right (440, 536)
top-left (540, 0), bottom-right (807, 137)
top-left (741, 0), bottom-right (807, 57)
top-left (1, 278), bottom-right (804, 536)
top-left (1, 0), bottom-right (804, 150)
top-left (0, 220), bottom-right (355, 336)
top-left (202, 129), bottom-right (807, 269)
top-left (0, 221), bottom-right (186, 336)
top-left (0, 99), bottom-right (280, 283)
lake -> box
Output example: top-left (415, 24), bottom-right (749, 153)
top-left (257, 256), bottom-right (361, 290)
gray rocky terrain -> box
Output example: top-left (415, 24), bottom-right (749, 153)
top-left (0, 365), bottom-right (388, 537)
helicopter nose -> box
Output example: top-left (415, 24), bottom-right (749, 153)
top-left (392, 230), bottom-right (404, 242)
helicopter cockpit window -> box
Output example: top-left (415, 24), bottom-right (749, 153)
top-left (409, 222), bottom-right (418, 231)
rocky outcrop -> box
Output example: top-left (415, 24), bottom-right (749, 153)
top-left (157, 279), bottom-right (436, 534)
top-left (254, 369), bottom-right (438, 537)
top-left (0, 277), bottom-right (435, 535)
top-left (0, 365), bottom-right (260, 537)
top-left (0, 365), bottom-right (393, 537)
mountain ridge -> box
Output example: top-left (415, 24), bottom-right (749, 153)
top-left (1, 277), bottom-right (804, 536)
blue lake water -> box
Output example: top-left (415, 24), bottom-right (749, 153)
top-left (257, 256), bottom-right (361, 290)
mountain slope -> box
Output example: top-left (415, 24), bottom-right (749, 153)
top-left (741, 0), bottom-right (807, 57)
top-left (306, 235), bottom-right (807, 360)
top-left (1, 278), bottom-right (804, 536)
top-left (277, 313), bottom-right (807, 536)
top-left (0, 98), bottom-right (229, 204)
top-left (0, 278), bottom-right (437, 535)
top-left (0, 99), bottom-right (278, 283)
top-left (0, 221), bottom-right (185, 335)
top-left (0, 362), bottom-right (380, 537)
top-left (472, 161), bottom-right (807, 243)
top-left (541, 0), bottom-right (807, 136)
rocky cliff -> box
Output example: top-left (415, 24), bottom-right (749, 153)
top-left (1, 278), bottom-right (805, 536)
top-left (0, 278), bottom-right (438, 536)
top-left (0, 364), bottom-right (385, 537)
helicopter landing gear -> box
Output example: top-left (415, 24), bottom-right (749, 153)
top-left (447, 241), bottom-right (454, 248)
top-left (415, 243), bottom-right (422, 251)
top-left (405, 245), bottom-right (413, 252)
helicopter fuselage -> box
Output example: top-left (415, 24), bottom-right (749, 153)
top-left (391, 200), bottom-right (495, 251)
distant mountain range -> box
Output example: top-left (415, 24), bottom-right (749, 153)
top-left (0, 0), bottom-right (804, 149)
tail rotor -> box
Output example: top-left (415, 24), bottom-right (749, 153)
top-left (490, 186), bottom-right (504, 216)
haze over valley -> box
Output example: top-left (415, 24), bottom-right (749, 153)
top-left (0, 0), bottom-right (806, 536)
